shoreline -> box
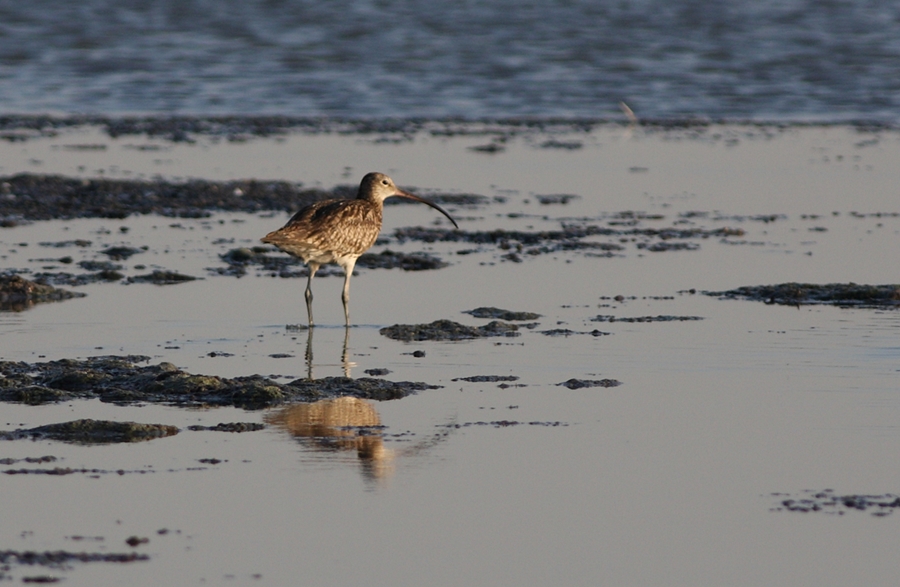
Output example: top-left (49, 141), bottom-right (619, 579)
top-left (1, 114), bottom-right (896, 143)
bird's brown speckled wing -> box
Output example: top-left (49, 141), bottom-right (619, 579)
top-left (262, 199), bottom-right (383, 261)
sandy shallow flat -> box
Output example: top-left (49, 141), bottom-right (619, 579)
top-left (1, 122), bottom-right (899, 586)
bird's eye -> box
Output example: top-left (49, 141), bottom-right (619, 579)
top-left (381, 180), bottom-right (389, 185)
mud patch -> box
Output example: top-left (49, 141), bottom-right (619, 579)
top-left (463, 307), bottom-right (541, 320)
top-left (0, 274), bottom-right (85, 311)
top-left (772, 490), bottom-right (900, 516)
top-left (0, 173), bottom-right (474, 224)
top-left (558, 378), bottom-right (622, 389)
top-left (442, 421), bottom-right (568, 428)
top-left (393, 225), bottom-right (742, 259)
top-left (591, 315), bottom-right (704, 323)
top-left (704, 283), bottom-right (900, 308)
top-left (126, 271), bottom-right (198, 285)
top-left (0, 419), bottom-right (179, 444)
top-left (0, 356), bottom-right (440, 408)
top-left (0, 549), bottom-right (148, 567)
top-left (380, 320), bottom-right (520, 341)
top-left (356, 250), bottom-right (448, 271)
top-left (540, 329), bottom-right (611, 336)
top-left (452, 375), bottom-right (520, 383)
top-left (186, 422), bottom-right (265, 432)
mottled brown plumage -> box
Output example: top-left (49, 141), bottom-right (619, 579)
top-left (262, 172), bottom-right (458, 326)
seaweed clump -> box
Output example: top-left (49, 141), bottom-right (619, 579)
top-left (705, 283), bottom-right (900, 308)
top-left (0, 419), bottom-right (179, 444)
top-left (0, 356), bottom-right (439, 408)
top-left (380, 320), bottom-right (519, 341)
top-left (0, 274), bottom-right (85, 311)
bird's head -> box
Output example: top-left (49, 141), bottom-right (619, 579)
top-left (358, 172), bottom-right (459, 229)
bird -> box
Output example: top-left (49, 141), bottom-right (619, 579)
top-left (262, 172), bottom-right (458, 327)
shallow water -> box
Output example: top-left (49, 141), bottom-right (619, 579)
top-left (1, 124), bottom-right (900, 586)
top-left (2, 1), bottom-right (900, 121)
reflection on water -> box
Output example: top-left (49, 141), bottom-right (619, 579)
top-left (300, 326), bottom-right (354, 380)
top-left (269, 326), bottom-right (455, 483)
top-left (265, 396), bottom-right (395, 482)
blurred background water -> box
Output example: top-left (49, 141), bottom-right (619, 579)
top-left (1, 0), bottom-right (898, 121)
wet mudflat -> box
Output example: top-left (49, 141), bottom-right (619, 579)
top-left (0, 122), bottom-right (899, 586)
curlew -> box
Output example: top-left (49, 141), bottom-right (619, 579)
top-left (262, 172), bottom-right (458, 327)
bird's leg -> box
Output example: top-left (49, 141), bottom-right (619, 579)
top-left (340, 258), bottom-right (357, 327)
top-left (341, 326), bottom-right (351, 378)
top-left (305, 262), bottom-right (319, 327)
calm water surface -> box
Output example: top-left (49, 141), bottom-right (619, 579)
top-left (1, 1), bottom-right (899, 120)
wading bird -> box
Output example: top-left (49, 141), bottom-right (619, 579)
top-left (262, 172), bottom-right (458, 327)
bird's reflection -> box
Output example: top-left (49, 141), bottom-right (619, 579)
top-left (269, 325), bottom-right (454, 485)
top-left (265, 396), bottom-right (395, 482)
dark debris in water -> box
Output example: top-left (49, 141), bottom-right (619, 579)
top-left (31, 270), bottom-right (125, 287)
top-left (0, 419), bottom-right (179, 444)
top-left (772, 489), bottom-right (900, 516)
top-left (186, 422), bottom-right (265, 432)
top-left (705, 283), bottom-right (900, 308)
top-left (592, 314), bottom-right (704, 323)
top-left (0, 549), bottom-right (148, 567)
top-left (393, 225), bottom-right (740, 259)
top-left (0, 355), bottom-right (439, 409)
top-left (452, 375), bottom-right (520, 382)
top-left (558, 378), bottom-right (622, 389)
top-left (463, 307), bottom-right (541, 320)
top-left (127, 270), bottom-right (198, 285)
top-left (0, 274), bottom-right (85, 312)
top-left (100, 246), bottom-right (144, 260)
top-left (380, 319), bottom-right (520, 341)
top-left (540, 328), bottom-right (611, 336)
top-left (442, 420), bottom-right (568, 428)
top-left (356, 249), bottom-right (448, 271)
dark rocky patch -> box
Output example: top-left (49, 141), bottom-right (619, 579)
top-left (592, 315), bottom-right (704, 323)
top-left (0, 173), bottom-right (479, 224)
top-left (452, 375), bottom-right (520, 382)
top-left (380, 320), bottom-right (519, 341)
top-left (540, 329), bottom-right (611, 336)
top-left (78, 260), bottom-right (123, 272)
top-left (0, 549), bottom-right (148, 567)
top-left (772, 489), bottom-right (900, 516)
top-left (393, 225), bottom-right (738, 258)
top-left (558, 378), bottom-right (622, 389)
top-left (637, 241), bottom-right (700, 252)
top-left (187, 422), bottom-right (265, 432)
top-left (0, 356), bottom-right (437, 408)
top-left (38, 240), bottom-right (92, 248)
top-left (704, 283), bottom-right (900, 308)
top-left (538, 140), bottom-right (583, 150)
top-left (33, 270), bottom-right (124, 287)
top-left (356, 250), bottom-right (448, 271)
top-left (127, 271), bottom-right (198, 285)
top-left (215, 246), bottom-right (303, 277)
top-left (101, 246), bottom-right (144, 260)
top-left (364, 368), bottom-right (391, 376)
top-left (0, 419), bottom-right (179, 444)
top-left (0, 274), bottom-right (85, 311)
top-left (0, 456), bottom-right (57, 465)
top-left (463, 307), bottom-right (541, 321)
top-left (442, 421), bottom-right (568, 428)
top-left (535, 194), bottom-right (580, 204)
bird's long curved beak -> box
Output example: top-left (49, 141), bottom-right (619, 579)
top-left (396, 190), bottom-right (459, 229)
